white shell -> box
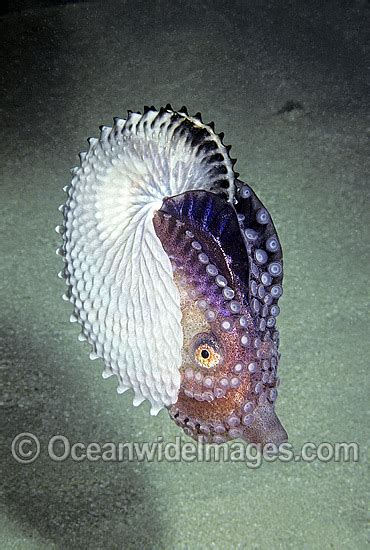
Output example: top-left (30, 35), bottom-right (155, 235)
top-left (60, 107), bottom-right (235, 414)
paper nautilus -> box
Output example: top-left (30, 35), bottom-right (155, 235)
top-left (56, 105), bottom-right (287, 445)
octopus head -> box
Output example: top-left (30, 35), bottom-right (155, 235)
top-left (154, 189), bottom-right (287, 446)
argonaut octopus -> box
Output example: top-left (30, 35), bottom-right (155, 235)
top-left (56, 105), bottom-right (288, 446)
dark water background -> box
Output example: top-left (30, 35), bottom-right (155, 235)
top-left (0, 1), bottom-right (368, 548)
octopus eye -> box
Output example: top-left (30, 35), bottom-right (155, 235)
top-left (192, 333), bottom-right (222, 369)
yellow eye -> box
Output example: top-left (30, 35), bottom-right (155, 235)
top-left (194, 342), bottom-right (221, 369)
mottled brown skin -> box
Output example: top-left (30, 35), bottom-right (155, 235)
top-left (176, 276), bottom-right (250, 420)
top-left (172, 272), bottom-right (286, 444)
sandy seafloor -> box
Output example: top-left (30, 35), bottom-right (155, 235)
top-left (0, 1), bottom-right (369, 548)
